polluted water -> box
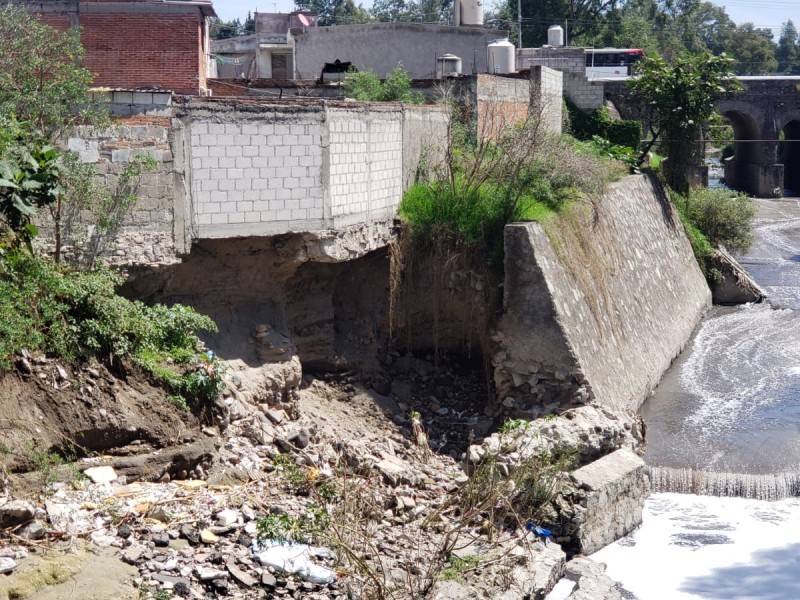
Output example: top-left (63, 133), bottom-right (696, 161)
top-left (549, 198), bottom-right (800, 599)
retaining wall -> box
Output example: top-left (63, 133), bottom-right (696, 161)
top-left (494, 174), bottom-right (711, 414)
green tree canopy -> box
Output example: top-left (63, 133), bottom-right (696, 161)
top-left (0, 4), bottom-right (98, 139)
top-left (776, 20), bottom-right (800, 74)
top-left (728, 23), bottom-right (778, 75)
top-left (628, 51), bottom-right (741, 193)
top-left (295, 0), bottom-right (371, 25)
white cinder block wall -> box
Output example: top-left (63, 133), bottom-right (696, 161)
top-left (187, 102), bottom-right (445, 239)
top-left (189, 115), bottom-right (326, 238)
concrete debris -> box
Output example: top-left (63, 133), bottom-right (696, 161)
top-left (2, 356), bottom-right (635, 600)
top-left (84, 466), bottom-right (118, 484)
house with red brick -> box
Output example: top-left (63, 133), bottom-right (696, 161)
top-left (20, 0), bottom-right (216, 95)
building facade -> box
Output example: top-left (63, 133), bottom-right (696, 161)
top-left (20, 0), bottom-right (215, 95)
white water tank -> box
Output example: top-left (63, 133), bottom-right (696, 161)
top-left (487, 38), bottom-right (515, 74)
top-left (548, 25), bottom-right (564, 47)
top-left (459, 0), bottom-right (484, 26)
top-left (436, 54), bottom-right (462, 78)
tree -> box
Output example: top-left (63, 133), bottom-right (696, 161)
top-left (628, 51), bottom-right (741, 193)
top-left (0, 4), bottom-right (99, 140)
top-left (727, 23), bottom-right (777, 75)
top-left (512, 0), bottom-right (619, 48)
top-left (295, 0), bottom-right (371, 25)
top-left (776, 20), bottom-right (800, 74)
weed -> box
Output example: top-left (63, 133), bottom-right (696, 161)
top-left (273, 453), bottom-right (306, 488)
top-left (497, 418), bottom-right (530, 435)
top-left (24, 441), bottom-right (82, 490)
top-left (440, 554), bottom-right (480, 582)
top-left (256, 504), bottom-right (330, 545)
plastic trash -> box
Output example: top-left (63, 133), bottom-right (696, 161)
top-left (525, 521), bottom-right (552, 544)
top-left (253, 540), bottom-right (337, 584)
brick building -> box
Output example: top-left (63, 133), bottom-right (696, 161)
top-left (17, 0), bottom-right (215, 95)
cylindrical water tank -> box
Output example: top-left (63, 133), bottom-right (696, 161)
top-left (459, 0), bottom-right (484, 26)
top-left (548, 25), bottom-right (564, 47)
top-left (487, 38), bottom-right (515, 74)
top-left (436, 54), bottom-right (462, 78)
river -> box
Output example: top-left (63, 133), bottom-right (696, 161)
top-left (559, 197), bottom-right (800, 599)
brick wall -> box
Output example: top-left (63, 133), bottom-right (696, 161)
top-left (25, 1), bottom-right (209, 94)
top-left (81, 13), bottom-right (203, 94)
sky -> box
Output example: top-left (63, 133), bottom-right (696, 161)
top-left (214, 0), bottom-right (800, 38)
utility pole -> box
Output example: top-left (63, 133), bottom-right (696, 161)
top-left (517, 0), bottom-right (522, 47)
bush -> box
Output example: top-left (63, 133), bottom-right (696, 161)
top-left (671, 187), bottom-right (755, 284)
top-left (566, 101), bottom-right (642, 150)
top-left (0, 250), bottom-right (221, 407)
top-left (344, 64), bottom-right (424, 104)
top-left (678, 187), bottom-right (755, 254)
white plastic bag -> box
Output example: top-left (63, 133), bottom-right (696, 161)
top-left (254, 540), bottom-right (336, 584)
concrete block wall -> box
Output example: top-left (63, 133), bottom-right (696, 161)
top-left (327, 106), bottom-right (403, 225)
top-left (564, 72), bottom-right (605, 110)
top-left (185, 99), bottom-right (449, 240)
top-left (531, 66), bottom-right (563, 133)
top-left (188, 109), bottom-right (327, 238)
top-left (518, 47), bottom-right (585, 74)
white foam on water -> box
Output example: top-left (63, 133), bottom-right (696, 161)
top-left (591, 493), bottom-right (800, 600)
top-left (679, 304), bottom-right (800, 433)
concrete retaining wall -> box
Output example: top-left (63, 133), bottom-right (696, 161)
top-left (568, 448), bottom-right (649, 555)
top-left (494, 174), bottom-right (711, 414)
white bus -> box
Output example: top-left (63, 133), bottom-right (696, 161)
top-left (585, 48), bottom-right (644, 79)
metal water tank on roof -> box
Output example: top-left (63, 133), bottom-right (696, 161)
top-left (436, 54), bottom-right (462, 78)
top-left (487, 38), bottom-right (515, 74)
top-left (548, 25), bottom-right (564, 47)
top-left (459, 0), bottom-right (484, 26)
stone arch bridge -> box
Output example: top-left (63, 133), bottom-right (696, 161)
top-left (606, 77), bottom-right (800, 197)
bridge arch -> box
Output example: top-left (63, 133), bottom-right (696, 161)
top-left (779, 118), bottom-right (800, 195)
top-left (714, 98), bottom-right (782, 197)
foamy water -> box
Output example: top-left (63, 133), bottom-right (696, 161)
top-left (592, 493), bottom-right (800, 600)
top-left (552, 200), bottom-right (800, 599)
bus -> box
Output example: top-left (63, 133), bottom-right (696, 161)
top-left (585, 48), bottom-right (644, 79)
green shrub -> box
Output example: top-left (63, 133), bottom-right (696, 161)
top-left (344, 64), bottom-right (424, 104)
top-left (0, 250), bottom-right (221, 407)
top-left (566, 101), bottom-right (641, 150)
top-left (672, 187), bottom-right (755, 284)
top-left (678, 187), bottom-right (755, 254)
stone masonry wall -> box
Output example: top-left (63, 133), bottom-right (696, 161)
top-left (61, 115), bottom-right (181, 267)
top-left (494, 174), bottom-right (711, 414)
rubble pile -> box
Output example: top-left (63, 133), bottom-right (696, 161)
top-left (1, 356), bottom-right (575, 600)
